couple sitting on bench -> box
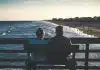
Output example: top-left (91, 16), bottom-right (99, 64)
top-left (27, 26), bottom-right (77, 70)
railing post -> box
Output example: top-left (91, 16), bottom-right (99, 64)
top-left (85, 44), bottom-right (89, 70)
top-left (24, 44), bottom-right (31, 70)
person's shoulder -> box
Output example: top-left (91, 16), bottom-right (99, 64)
top-left (62, 36), bottom-right (69, 39)
top-left (48, 36), bottom-right (58, 43)
top-left (49, 36), bottom-right (69, 40)
top-left (62, 36), bottom-right (70, 41)
top-left (49, 37), bottom-right (55, 41)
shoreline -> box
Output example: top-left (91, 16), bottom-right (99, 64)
top-left (46, 20), bottom-right (100, 37)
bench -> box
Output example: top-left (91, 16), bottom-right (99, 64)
top-left (24, 39), bottom-right (79, 70)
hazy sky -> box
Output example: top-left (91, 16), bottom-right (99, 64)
top-left (0, 0), bottom-right (100, 20)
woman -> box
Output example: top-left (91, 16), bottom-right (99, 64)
top-left (33, 28), bottom-right (45, 61)
top-left (36, 28), bottom-right (44, 40)
top-left (31, 28), bottom-right (45, 69)
top-left (26, 28), bottom-right (45, 70)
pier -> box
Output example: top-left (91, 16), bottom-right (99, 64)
top-left (0, 38), bottom-right (100, 70)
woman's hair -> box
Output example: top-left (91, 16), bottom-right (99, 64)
top-left (36, 28), bottom-right (44, 39)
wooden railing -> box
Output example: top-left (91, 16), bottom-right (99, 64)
top-left (0, 38), bottom-right (100, 70)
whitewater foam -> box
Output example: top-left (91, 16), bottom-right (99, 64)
top-left (2, 32), bottom-right (6, 36)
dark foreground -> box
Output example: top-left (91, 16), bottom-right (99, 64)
top-left (0, 38), bottom-right (100, 70)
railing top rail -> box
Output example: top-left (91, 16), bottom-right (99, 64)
top-left (70, 38), bottom-right (100, 44)
top-left (0, 38), bottom-right (100, 44)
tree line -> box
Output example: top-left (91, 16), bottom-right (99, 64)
top-left (52, 16), bottom-right (100, 22)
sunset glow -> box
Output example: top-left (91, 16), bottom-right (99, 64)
top-left (0, 0), bottom-right (100, 20)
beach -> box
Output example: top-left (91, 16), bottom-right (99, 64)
top-left (47, 20), bottom-right (100, 37)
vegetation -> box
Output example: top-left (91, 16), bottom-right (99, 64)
top-left (78, 27), bottom-right (96, 35)
top-left (45, 16), bottom-right (100, 37)
top-left (51, 16), bottom-right (100, 22)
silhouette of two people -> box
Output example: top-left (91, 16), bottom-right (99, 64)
top-left (29, 26), bottom-right (73, 70)
top-left (34, 26), bottom-right (72, 63)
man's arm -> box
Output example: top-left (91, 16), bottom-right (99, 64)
top-left (65, 38), bottom-right (72, 55)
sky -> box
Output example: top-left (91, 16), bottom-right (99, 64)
top-left (0, 0), bottom-right (100, 20)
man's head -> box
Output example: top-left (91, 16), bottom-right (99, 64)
top-left (36, 28), bottom-right (44, 39)
top-left (56, 26), bottom-right (63, 36)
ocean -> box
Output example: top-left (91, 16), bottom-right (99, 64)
top-left (0, 21), bottom-right (99, 70)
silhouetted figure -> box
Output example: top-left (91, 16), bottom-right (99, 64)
top-left (31, 28), bottom-right (44, 59)
top-left (46, 26), bottom-right (72, 64)
top-left (36, 28), bottom-right (44, 40)
top-left (28, 28), bottom-right (45, 70)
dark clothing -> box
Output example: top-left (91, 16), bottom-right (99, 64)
top-left (46, 36), bottom-right (71, 64)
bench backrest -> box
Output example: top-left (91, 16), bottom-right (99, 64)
top-left (24, 39), bottom-right (48, 52)
top-left (24, 39), bottom-right (79, 53)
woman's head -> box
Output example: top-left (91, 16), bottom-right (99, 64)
top-left (36, 28), bottom-right (44, 39)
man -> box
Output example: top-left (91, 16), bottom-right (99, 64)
top-left (46, 26), bottom-right (72, 64)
